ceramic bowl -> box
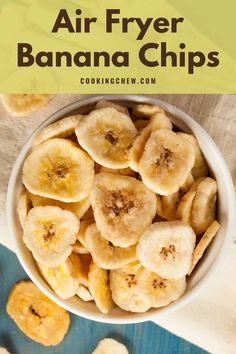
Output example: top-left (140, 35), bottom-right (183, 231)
top-left (6, 95), bottom-right (236, 324)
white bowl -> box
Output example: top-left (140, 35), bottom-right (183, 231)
top-left (6, 95), bottom-right (236, 324)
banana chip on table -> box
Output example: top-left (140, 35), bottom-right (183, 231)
top-left (76, 107), bottom-right (137, 168)
top-left (23, 138), bottom-right (94, 202)
top-left (32, 115), bottom-right (83, 147)
top-left (92, 338), bottom-right (129, 354)
top-left (91, 173), bottom-right (157, 247)
top-left (23, 206), bottom-right (79, 267)
top-left (1, 94), bottom-right (54, 117)
top-left (0, 348), bottom-right (11, 354)
top-left (137, 269), bottom-right (186, 308)
top-left (88, 262), bottom-right (114, 314)
top-left (137, 221), bottom-right (196, 279)
top-left (85, 223), bottom-right (137, 269)
top-left (38, 253), bottom-right (86, 299)
top-left (139, 129), bottom-right (195, 196)
top-left (6, 281), bottom-right (70, 346)
top-left (110, 262), bottom-right (150, 313)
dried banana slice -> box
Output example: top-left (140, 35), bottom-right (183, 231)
top-left (110, 262), bottom-right (150, 313)
top-left (1, 94), bottom-right (54, 117)
top-left (191, 177), bottom-right (217, 234)
top-left (177, 132), bottom-right (208, 179)
top-left (32, 115), bottom-right (83, 147)
top-left (188, 220), bottom-right (220, 275)
top-left (91, 173), bottom-right (157, 247)
top-left (76, 219), bottom-right (94, 249)
top-left (98, 166), bottom-right (137, 177)
top-left (17, 189), bottom-right (32, 228)
top-left (137, 221), bottom-right (196, 279)
top-left (134, 119), bottom-right (149, 130)
top-left (75, 107), bottom-right (137, 168)
top-left (128, 115), bottom-right (172, 172)
top-left (131, 104), bottom-right (163, 119)
top-left (0, 348), bottom-right (11, 354)
top-left (88, 262), bottom-right (114, 314)
top-left (176, 190), bottom-right (196, 224)
top-left (77, 284), bottom-right (93, 302)
top-left (162, 174), bottom-right (194, 221)
top-left (28, 192), bottom-right (90, 220)
top-left (6, 281), bottom-right (70, 346)
top-left (85, 224), bottom-right (137, 269)
top-left (139, 129), bottom-right (195, 196)
top-left (73, 240), bottom-right (89, 254)
top-left (92, 338), bottom-right (129, 354)
top-left (156, 194), bottom-right (165, 219)
top-left (95, 100), bottom-right (129, 115)
top-left (38, 253), bottom-right (84, 299)
top-left (23, 138), bottom-right (94, 202)
top-left (23, 206), bottom-right (79, 267)
top-left (137, 269), bottom-right (186, 308)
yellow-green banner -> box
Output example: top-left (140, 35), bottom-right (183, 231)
top-left (0, 0), bottom-right (235, 93)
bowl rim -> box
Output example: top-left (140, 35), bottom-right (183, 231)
top-left (6, 94), bottom-right (236, 324)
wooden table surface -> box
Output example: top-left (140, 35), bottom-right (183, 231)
top-left (0, 245), bottom-right (207, 354)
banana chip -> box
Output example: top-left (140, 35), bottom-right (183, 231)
top-left (110, 262), bottom-right (150, 313)
top-left (137, 221), bottom-right (196, 278)
top-left (28, 192), bottom-right (90, 220)
top-left (38, 253), bottom-right (85, 299)
top-left (32, 115), bottom-right (83, 147)
top-left (137, 269), bottom-right (186, 308)
top-left (162, 174), bottom-right (194, 221)
top-left (177, 132), bottom-right (208, 179)
top-left (139, 130), bottom-right (195, 196)
top-left (88, 262), bottom-right (114, 314)
top-left (6, 281), bottom-right (70, 346)
top-left (1, 94), bottom-right (54, 117)
top-left (188, 220), bottom-right (220, 275)
top-left (85, 223), bottom-right (137, 269)
top-left (191, 177), bottom-right (217, 234)
top-left (23, 206), bottom-right (79, 267)
top-left (76, 107), bottom-right (137, 168)
top-left (92, 338), bottom-right (129, 354)
top-left (91, 173), bottom-right (157, 247)
top-left (77, 284), bottom-right (93, 302)
top-left (17, 189), bottom-right (32, 228)
top-left (95, 100), bottom-right (129, 116)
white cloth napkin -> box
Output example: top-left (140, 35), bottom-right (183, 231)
top-left (0, 94), bottom-right (235, 354)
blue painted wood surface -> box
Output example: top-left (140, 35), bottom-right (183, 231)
top-left (0, 245), bottom-right (207, 354)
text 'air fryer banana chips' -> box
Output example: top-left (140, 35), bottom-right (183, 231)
top-left (16, 99), bottom-right (220, 315)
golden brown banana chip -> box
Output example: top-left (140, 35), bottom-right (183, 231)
top-left (191, 177), bottom-right (217, 234)
top-left (188, 220), bottom-right (220, 275)
top-left (6, 281), bottom-right (70, 346)
top-left (17, 189), bottom-right (32, 228)
top-left (162, 174), bottom-right (194, 220)
top-left (95, 100), bottom-right (129, 116)
top-left (88, 262), bottom-right (114, 314)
